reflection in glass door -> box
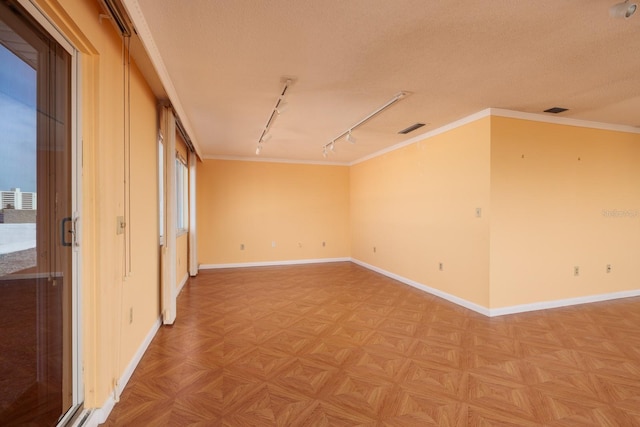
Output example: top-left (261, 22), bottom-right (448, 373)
top-left (0, 1), bottom-right (74, 425)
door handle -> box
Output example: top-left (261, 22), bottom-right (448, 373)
top-left (61, 216), bottom-right (72, 247)
top-left (72, 216), bottom-right (79, 247)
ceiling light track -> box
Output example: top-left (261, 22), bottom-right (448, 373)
top-left (255, 78), bottom-right (293, 155)
top-left (322, 91), bottom-right (408, 158)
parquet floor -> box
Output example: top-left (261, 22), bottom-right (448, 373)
top-left (103, 262), bottom-right (640, 426)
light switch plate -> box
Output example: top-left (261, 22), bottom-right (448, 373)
top-left (117, 216), bottom-right (125, 235)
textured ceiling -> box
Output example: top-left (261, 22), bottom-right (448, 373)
top-left (128, 0), bottom-right (640, 163)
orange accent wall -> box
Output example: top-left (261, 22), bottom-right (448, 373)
top-left (350, 117), bottom-right (492, 307)
top-left (351, 114), bottom-right (640, 310)
top-left (197, 159), bottom-right (350, 264)
top-left (489, 116), bottom-right (640, 308)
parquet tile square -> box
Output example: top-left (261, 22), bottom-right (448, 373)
top-left (392, 388), bottom-right (467, 424)
top-left (265, 384), bottom-right (318, 427)
top-left (398, 362), bottom-right (467, 401)
top-left (415, 324), bottom-right (466, 346)
top-left (103, 262), bottom-right (640, 426)
top-left (299, 400), bottom-right (377, 426)
top-left (271, 357), bottom-right (340, 399)
top-left (410, 340), bottom-right (465, 371)
top-left (305, 339), bottom-right (360, 368)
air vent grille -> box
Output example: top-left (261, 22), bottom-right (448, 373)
top-left (398, 123), bottom-right (426, 134)
top-left (544, 107), bottom-right (569, 114)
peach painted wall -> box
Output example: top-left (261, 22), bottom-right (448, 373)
top-left (350, 118), bottom-right (492, 307)
top-left (197, 159), bottom-right (350, 265)
top-left (122, 60), bottom-right (160, 364)
top-left (489, 116), bottom-right (640, 308)
top-left (40, 0), bottom-right (161, 407)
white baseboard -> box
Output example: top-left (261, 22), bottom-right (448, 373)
top-left (489, 289), bottom-right (640, 316)
top-left (351, 258), bottom-right (491, 316)
top-left (178, 272), bottom-right (189, 294)
top-left (352, 258), bottom-right (640, 318)
top-left (85, 316), bottom-right (162, 426)
top-left (199, 257), bottom-right (351, 270)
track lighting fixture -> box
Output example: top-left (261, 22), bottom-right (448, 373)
top-left (255, 77), bottom-right (294, 155)
top-left (346, 131), bottom-right (356, 144)
top-left (276, 101), bottom-right (289, 115)
top-left (610, 0), bottom-right (637, 18)
top-left (322, 91), bottom-right (407, 158)
top-left (261, 132), bottom-right (272, 143)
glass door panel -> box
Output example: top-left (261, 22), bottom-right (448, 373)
top-left (0, 1), bottom-right (72, 425)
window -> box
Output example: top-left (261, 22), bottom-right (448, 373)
top-left (176, 154), bottom-right (188, 233)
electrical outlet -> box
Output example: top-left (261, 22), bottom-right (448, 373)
top-left (439, 262), bottom-right (444, 271)
top-left (606, 264), bottom-right (612, 273)
top-left (322, 241), bottom-right (326, 247)
top-left (475, 208), bottom-right (482, 218)
top-left (373, 246), bottom-right (376, 253)
top-left (271, 241), bottom-right (276, 248)
top-left (240, 243), bottom-right (245, 250)
top-left (574, 266), bottom-right (580, 276)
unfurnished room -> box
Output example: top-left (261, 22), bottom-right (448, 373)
top-left (0, 0), bottom-right (639, 425)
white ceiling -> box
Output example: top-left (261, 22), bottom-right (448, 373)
top-left (126, 0), bottom-right (640, 164)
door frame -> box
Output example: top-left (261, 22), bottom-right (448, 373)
top-left (16, 0), bottom-right (84, 422)
top-left (160, 106), bottom-right (177, 324)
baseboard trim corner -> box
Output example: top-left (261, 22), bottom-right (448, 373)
top-left (350, 258), bottom-right (491, 316)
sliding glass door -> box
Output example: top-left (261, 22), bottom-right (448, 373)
top-left (0, 1), bottom-right (76, 425)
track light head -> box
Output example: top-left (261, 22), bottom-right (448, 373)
top-left (346, 131), bottom-right (356, 144)
top-left (256, 145), bottom-right (262, 155)
top-left (276, 101), bottom-right (289, 115)
top-left (322, 148), bottom-right (328, 158)
top-left (610, 0), bottom-right (637, 18)
top-left (261, 132), bottom-right (272, 143)
top-left (329, 141), bottom-right (336, 152)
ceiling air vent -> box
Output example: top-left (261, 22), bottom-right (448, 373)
top-left (398, 123), bottom-right (426, 134)
top-left (543, 107), bottom-right (569, 114)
